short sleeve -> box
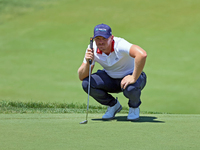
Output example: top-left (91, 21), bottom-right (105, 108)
top-left (116, 38), bottom-right (133, 54)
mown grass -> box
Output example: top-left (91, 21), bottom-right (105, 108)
top-left (0, 113), bottom-right (200, 150)
top-left (0, 0), bottom-right (200, 114)
top-left (0, 0), bottom-right (57, 23)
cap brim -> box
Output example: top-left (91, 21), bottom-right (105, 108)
top-left (93, 34), bottom-right (111, 39)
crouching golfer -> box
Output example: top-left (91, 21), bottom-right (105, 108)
top-left (78, 24), bottom-right (147, 121)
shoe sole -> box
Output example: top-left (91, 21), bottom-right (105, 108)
top-left (127, 117), bottom-right (140, 121)
top-left (102, 105), bottom-right (122, 120)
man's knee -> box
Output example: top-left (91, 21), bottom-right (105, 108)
top-left (82, 78), bottom-right (100, 97)
top-left (123, 86), bottom-right (141, 100)
top-left (141, 72), bottom-right (147, 90)
top-left (82, 78), bottom-right (89, 92)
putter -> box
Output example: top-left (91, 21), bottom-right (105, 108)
top-left (80, 37), bottom-right (93, 124)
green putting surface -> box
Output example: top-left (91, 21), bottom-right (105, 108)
top-left (0, 114), bottom-right (199, 150)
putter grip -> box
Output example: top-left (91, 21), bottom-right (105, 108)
top-left (89, 37), bottom-right (93, 64)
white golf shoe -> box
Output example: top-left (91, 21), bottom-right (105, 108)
top-left (127, 107), bottom-right (140, 121)
top-left (102, 99), bottom-right (122, 120)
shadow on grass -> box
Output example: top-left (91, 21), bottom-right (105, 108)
top-left (92, 116), bottom-right (165, 123)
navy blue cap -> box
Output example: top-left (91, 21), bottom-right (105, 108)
top-left (93, 24), bottom-right (112, 39)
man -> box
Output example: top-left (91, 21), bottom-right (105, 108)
top-left (78, 23), bottom-right (147, 121)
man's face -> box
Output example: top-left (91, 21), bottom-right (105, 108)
top-left (94, 36), bottom-right (113, 52)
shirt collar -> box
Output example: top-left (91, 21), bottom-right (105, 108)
top-left (96, 40), bottom-right (115, 54)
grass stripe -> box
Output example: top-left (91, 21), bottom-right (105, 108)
top-left (0, 100), bottom-right (168, 114)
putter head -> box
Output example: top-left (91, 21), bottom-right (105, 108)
top-left (80, 120), bottom-right (88, 124)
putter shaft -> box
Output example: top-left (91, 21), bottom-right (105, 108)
top-left (80, 37), bottom-right (93, 124)
top-left (86, 63), bottom-right (91, 121)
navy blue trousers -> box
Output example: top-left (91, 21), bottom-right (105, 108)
top-left (82, 70), bottom-right (147, 108)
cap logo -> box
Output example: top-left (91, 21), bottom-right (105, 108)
top-left (95, 28), bottom-right (107, 32)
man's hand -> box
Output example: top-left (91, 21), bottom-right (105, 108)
top-left (85, 48), bottom-right (94, 64)
top-left (121, 75), bottom-right (137, 90)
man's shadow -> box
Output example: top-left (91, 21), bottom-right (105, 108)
top-left (92, 116), bottom-right (165, 123)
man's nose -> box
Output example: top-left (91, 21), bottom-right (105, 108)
top-left (99, 39), bottom-right (104, 43)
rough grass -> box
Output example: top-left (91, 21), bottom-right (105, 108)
top-left (0, 100), bottom-right (168, 114)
